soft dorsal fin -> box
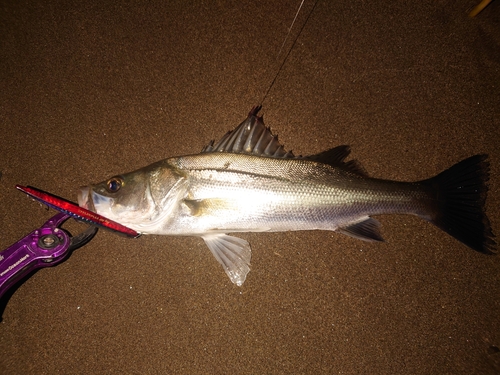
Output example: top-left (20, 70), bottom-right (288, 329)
top-left (202, 106), bottom-right (295, 158)
top-left (305, 146), bottom-right (369, 177)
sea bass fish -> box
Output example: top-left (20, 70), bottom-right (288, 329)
top-left (78, 106), bottom-right (496, 285)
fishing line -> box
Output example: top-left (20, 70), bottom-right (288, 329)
top-left (261, 0), bottom-right (320, 105)
top-left (276, 0), bottom-right (305, 59)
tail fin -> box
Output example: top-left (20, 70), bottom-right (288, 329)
top-left (423, 154), bottom-right (496, 254)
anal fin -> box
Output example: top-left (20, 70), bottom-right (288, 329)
top-left (337, 217), bottom-right (384, 242)
top-left (202, 234), bottom-right (252, 286)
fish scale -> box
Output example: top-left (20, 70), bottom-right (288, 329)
top-left (174, 155), bottom-right (430, 232)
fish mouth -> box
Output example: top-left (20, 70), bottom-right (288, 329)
top-left (78, 187), bottom-right (117, 217)
top-left (78, 187), bottom-right (96, 212)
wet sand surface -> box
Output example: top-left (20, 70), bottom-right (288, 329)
top-left (1, 1), bottom-right (499, 374)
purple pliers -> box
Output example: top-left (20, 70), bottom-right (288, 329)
top-left (0, 185), bottom-right (139, 318)
top-left (0, 212), bottom-right (98, 301)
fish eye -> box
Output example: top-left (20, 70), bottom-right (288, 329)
top-left (106, 177), bottom-right (123, 193)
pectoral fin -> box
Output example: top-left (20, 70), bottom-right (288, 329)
top-left (184, 198), bottom-right (236, 217)
top-left (202, 234), bottom-right (252, 286)
top-left (337, 217), bottom-right (384, 242)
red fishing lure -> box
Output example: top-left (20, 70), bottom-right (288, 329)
top-left (16, 185), bottom-right (140, 238)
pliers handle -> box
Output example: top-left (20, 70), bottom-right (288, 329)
top-left (0, 213), bottom-right (98, 300)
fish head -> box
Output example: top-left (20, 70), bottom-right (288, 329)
top-left (77, 160), bottom-right (186, 232)
top-left (78, 169), bottom-right (155, 226)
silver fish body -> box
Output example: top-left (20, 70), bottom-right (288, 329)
top-left (78, 107), bottom-right (496, 285)
top-left (160, 152), bottom-right (431, 235)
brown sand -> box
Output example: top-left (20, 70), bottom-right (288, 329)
top-left (1, 1), bottom-right (499, 374)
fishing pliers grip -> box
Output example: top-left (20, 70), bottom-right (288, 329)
top-left (0, 213), bottom-right (98, 300)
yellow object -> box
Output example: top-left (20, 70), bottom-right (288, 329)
top-left (469, 0), bottom-right (493, 17)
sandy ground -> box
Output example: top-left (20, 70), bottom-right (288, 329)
top-left (1, 1), bottom-right (499, 374)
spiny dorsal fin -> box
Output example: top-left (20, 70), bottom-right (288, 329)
top-left (201, 107), bottom-right (368, 176)
top-left (201, 106), bottom-right (295, 158)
